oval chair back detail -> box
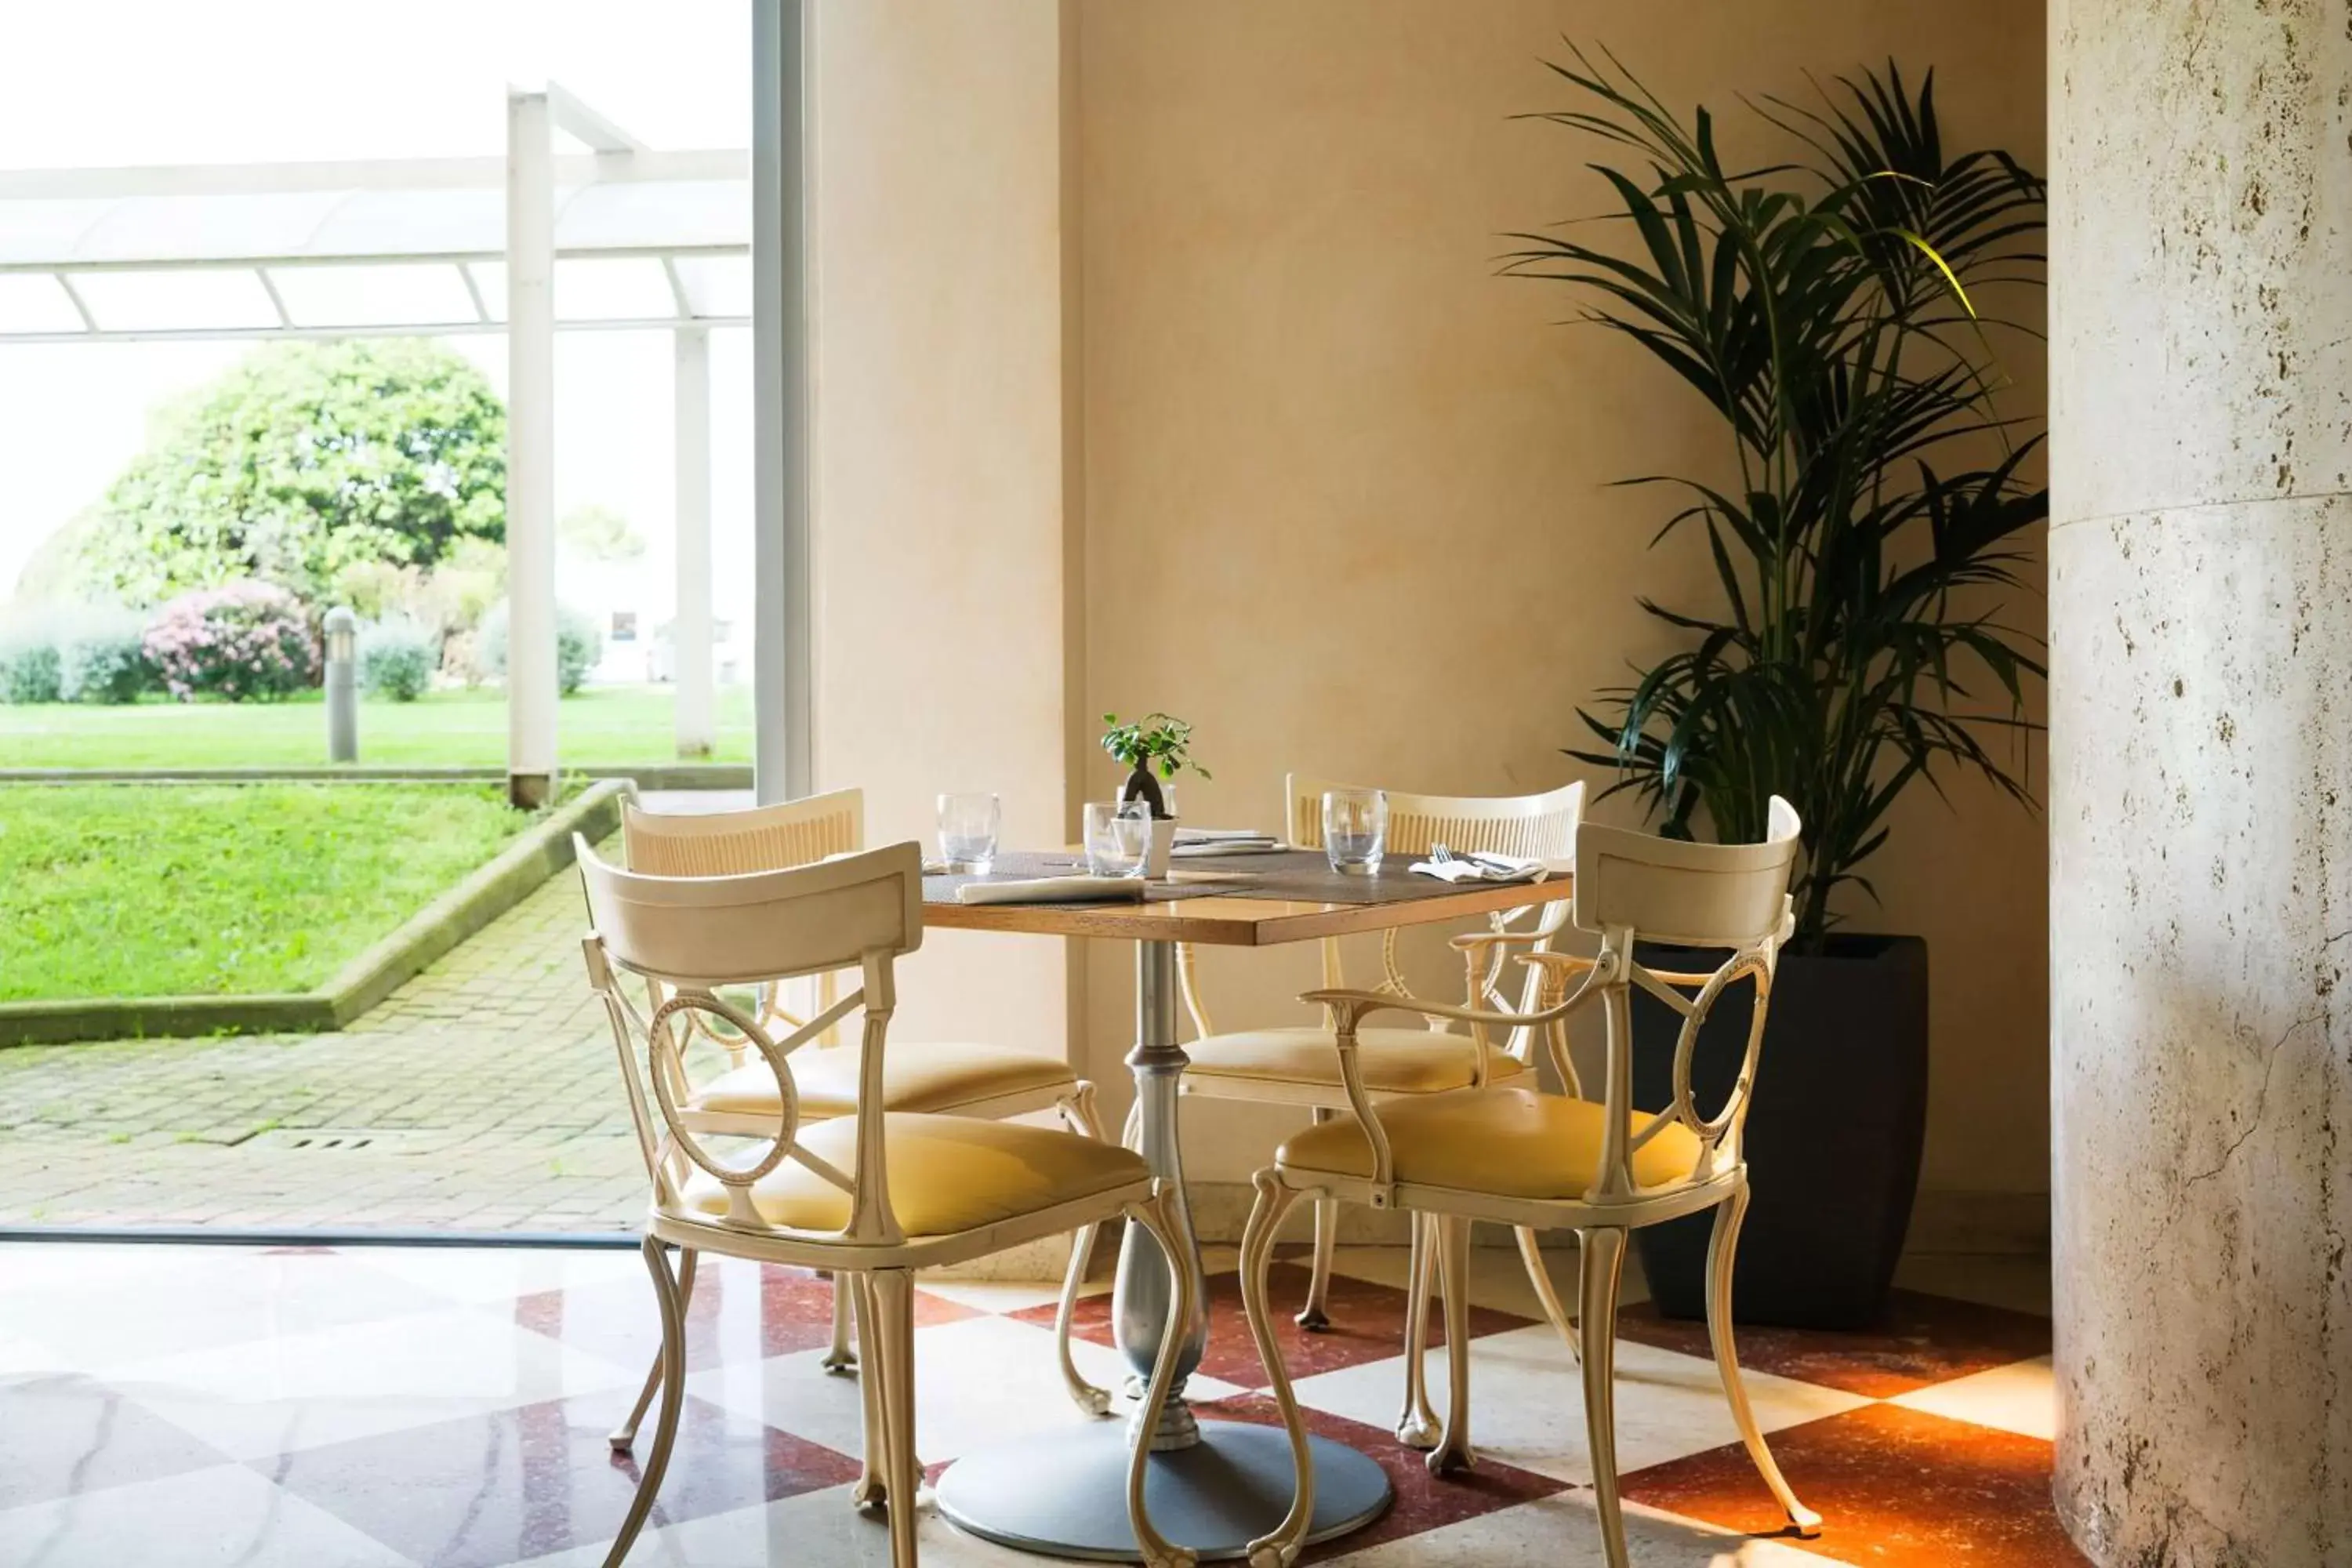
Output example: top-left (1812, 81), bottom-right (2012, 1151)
top-left (1234, 798), bottom-right (1819, 1568)
top-left (575, 837), bottom-right (1199, 1568)
top-left (607, 792), bottom-right (1120, 1437)
top-left (1173, 775), bottom-right (1584, 1453)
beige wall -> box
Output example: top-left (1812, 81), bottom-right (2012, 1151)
top-left (807, 0), bottom-right (1074, 1053)
top-left (1073, 1), bottom-right (2051, 1224)
top-left (808, 0), bottom-right (2051, 1236)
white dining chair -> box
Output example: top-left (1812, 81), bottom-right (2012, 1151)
top-left (1174, 774), bottom-right (1584, 1446)
top-left (605, 789), bottom-right (1117, 1452)
top-left (1235, 800), bottom-right (1820, 1568)
top-left (577, 840), bottom-right (1199, 1568)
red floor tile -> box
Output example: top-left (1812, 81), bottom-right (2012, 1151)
top-left (1620, 1402), bottom-right (2087, 1567)
top-left (1016, 1260), bottom-right (1531, 1387)
top-left (1615, 1289), bottom-right (2053, 1397)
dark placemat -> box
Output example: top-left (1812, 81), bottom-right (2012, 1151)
top-left (1167, 848), bottom-right (1555, 906)
top-left (921, 848), bottom-right (1556, 909)
top-left (922, 849), bottom-right (1214, 906)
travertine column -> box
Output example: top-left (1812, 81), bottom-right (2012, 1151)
top-left (2050, 2), bottom-right (2351, 1562)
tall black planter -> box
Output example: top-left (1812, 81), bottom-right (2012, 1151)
top-left (1630, 933), bottom-right (1928, 1330)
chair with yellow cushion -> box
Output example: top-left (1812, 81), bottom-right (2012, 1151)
top-left (608, 791), bottom-right (1116, 1447)
top-left (577, 840), bottom-right (1198, 1568)
top-left (1174, 775), bottom-right (1583, 1445)
top-left (1234, 799), bottom-right (1821, 1568)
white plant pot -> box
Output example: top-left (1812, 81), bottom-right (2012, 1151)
top-left (1145, 818), bottom-right (1177, 880)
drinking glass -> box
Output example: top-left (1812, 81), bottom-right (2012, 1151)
top-left (1322, 788), bottom-right (1388, 877)
top-left (937, 792), bottom-right (1001, 873)
top-left (1083, 800), bottom-right (1151, 878)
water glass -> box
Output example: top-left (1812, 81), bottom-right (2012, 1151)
top-left (1083, 800), bottom-right (1151, 878)
top-left (937, 792), bottom-right (1001, 873)
top-left (1322, 788), bottom-right (1388, 877)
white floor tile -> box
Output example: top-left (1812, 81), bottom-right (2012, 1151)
top-left (0, 1248), bottom-right (456, 1372)
top-left (528, 1483), bottom-right (1048, 1568)
top-left (1889, 1354), bottom-right (2056, 1439)
top-left (1327, 1491), bottom-right (1851, 1566)
top-left (1287, 1323), bottom-right (1867, 1485)
top-left (344, 1243), bottom-right (650, 1305)
top-left (686, 1313), bottom-right (1243, 1465)
top-left (1325, 1235), bottom-right (1653, 1318)
top-left (0, 1463), bottom-right (416, 1567)
top-left (105, 1305), bottom-right (637, 1461)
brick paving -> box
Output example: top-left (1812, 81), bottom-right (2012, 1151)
top-left (0, 837), bottom-right (644, 1232)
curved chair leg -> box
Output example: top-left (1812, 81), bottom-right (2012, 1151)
top-left (1394, 1211), bottom-right (1441, 1449)
top-left (603, 1236), bottom-right (688, 1568)
top-left (1295, 1116), bottom-right (1339, 1330)
top-left (823, 1272), bottom-right (858, 1374)
top-left (608, 1246), bottom-right (698, 1452)
top-left (868, 1269), bottom-right (922, 1568)
top-left (1514, 1225), bottom-right (1580, 1363)
top-left (1054, 1086), bottom-right (1114, 1417)
top-left (1706, 1186), bottom-right (1822, 1537)
top-left (1234, 1171), bottom-right (1312, 1568)
top-left (850, 1273), bottom-right (888, 1511)
top-left (1577, 1227), bottom-right (1630, 1568)
top-left (1123, 1186), bottom-right (1203, 1568)
top-left (1427, 1214), bottom-right (1477, 1476)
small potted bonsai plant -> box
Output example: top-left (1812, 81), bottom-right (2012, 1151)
top-left (1102, 712), bottom-right (1209, 877)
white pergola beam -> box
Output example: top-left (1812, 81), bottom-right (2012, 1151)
top-left (547, 83), bottom-right (648, 156)
top-left (505, 87), bottom-right (558, 808)
top-left (673, 325), bottom-right (713, 760)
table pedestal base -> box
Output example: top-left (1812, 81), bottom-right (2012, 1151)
top-left (933, 1420), bottom-right (1392, 1563)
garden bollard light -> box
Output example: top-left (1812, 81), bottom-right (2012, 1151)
top-left (324, 605), bottom-right (358, 764)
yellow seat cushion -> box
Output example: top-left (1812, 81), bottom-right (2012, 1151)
top-left (1182, 1027), bottom-right (1530, 1096)
top-left (1278, 1086), bottom-right (1702, 1198)
top-left (692, 1040), bottom-right (1076, 1119)
top-left (683, 1112), bottom-right (1148, 1235)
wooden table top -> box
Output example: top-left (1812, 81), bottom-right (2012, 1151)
top-left (922, 848), bottom-right (1573, 947)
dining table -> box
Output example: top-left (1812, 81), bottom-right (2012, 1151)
top-left (920, 845), bottom-right (1577, 1563)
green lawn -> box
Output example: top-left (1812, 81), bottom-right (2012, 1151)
top-left (0, 684), bottom-right (752, 771)
top-left (0, 783), bottom-right (561, 1001)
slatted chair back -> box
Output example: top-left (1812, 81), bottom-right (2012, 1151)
top-left (1571, 797), bottom-right (1802, 1201)
top-left (1181, 775), bottom-right (1583, 1063)
top-left (622, 788), bottom-right (867, 1051)
top-left (576, 838), bottom-right (924, 1245)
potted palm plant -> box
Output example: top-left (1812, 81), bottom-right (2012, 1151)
top-left (1508, 52), bottom-right (2045, 1326)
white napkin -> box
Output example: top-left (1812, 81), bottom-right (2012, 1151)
top-left (1406, 852), bottom-right (1548, 885)
top-left (955, 875), bottom-right (1148, 906)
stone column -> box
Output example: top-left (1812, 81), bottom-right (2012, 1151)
top-left (2049, 2), bottom-right (2350, 1563)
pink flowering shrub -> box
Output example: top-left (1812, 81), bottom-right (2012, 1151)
top-left (143, 582), bottom-right (318, 702)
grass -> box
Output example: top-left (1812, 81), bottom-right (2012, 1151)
top-left (0, 782), bottom-right (555, 1001)
top-left (0, 684), bottom-right (753, 771)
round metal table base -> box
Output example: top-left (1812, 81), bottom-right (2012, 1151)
top-left (933, 1420), bottom-right (1393, 1563)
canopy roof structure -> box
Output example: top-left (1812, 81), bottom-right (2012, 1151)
top-left (0, 90), bottom-right (747, 342)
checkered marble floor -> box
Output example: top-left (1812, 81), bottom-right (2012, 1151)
top-left (0, 1239), bottom-right (2079, 1567)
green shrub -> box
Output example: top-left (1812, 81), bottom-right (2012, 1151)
top-left (56, 609), bottom-right (155, 704)
top-left (477, 599), bottom-right (603, 696)
top-left (358, 615), bottom-right (438, 702)
top-left (0, 622), bottom-right (61, 704)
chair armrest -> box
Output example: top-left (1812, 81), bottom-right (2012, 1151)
top-left (1520, 950), bottom-right (1716, 989)
top-left (1299, 986), bottom-right (1581, 1033)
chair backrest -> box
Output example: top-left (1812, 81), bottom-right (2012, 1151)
top-left (1176, 776), bottom-right (1584, 1059)
top-left (622, 787), bottom-right (865, 876)
top-left (576, 837), bottom-right (924, 1243)
top-left (1569, 797), bottom-right (1801, 1202)
top-left (622, 789), bottom-right (868, 1048)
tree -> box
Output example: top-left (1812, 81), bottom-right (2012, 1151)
top-left (559, 504), bottom-right (645, 562)
top-left (82, 339), bottom-right (506, 606)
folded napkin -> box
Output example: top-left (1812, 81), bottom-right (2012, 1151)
top-left (1406, 851), bottom-right (1548, 885)
top-left (955, 875), bottom-right (1148, 906)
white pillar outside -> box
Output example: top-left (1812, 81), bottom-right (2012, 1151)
top-left (504, 85), bottom-right (558, 808)
top-left (673, 325), bottom-right (714, 759)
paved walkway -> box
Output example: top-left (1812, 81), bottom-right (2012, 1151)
top-left (0, 841), bottom-right (643, 1232)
